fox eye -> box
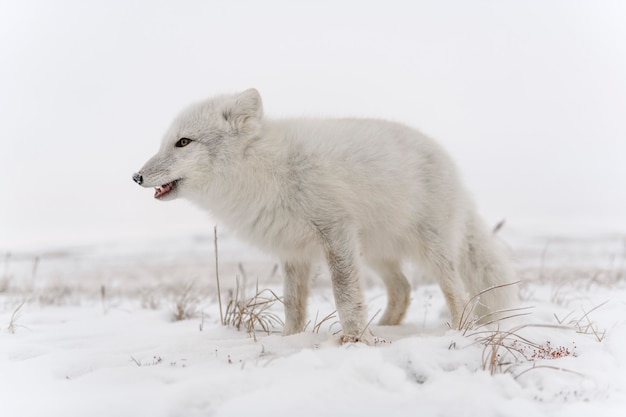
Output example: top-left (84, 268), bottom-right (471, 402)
top-left (175, 138), bottom-right (192, 148)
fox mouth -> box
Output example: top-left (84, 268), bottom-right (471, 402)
top-left (154, 179), bottom-right (180, 199)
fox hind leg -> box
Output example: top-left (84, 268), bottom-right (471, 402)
top-left (366, 259), bottom-right (411, 325)
top-left (415, 227), bottom-right (469, 329)
top-left (282, 260), bottom-right (311, 335)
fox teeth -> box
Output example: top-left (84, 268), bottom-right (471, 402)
top-left (153, 180), bottom-right (178, 198)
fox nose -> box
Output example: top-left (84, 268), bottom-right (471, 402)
top-left (132, 172), bottom-right (143, 185)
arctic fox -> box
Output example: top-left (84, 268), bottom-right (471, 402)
top-left (133, 89), bottom-right (515, 343)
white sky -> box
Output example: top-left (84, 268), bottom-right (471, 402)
top-left (1, 0), bottom-right (625, 250)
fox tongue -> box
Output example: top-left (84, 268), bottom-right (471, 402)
top-left (154, 182), bottom-right (174, 198)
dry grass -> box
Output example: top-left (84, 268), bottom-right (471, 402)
top-left (468, 324), bottom-right (579, 376)
top-left (37, 285), bottom-right (74, 306)
top-left (1, 252), bottom-right (11, 293)
top-left (462, 295), bottom-right (609, 378)
top-left (304, 310), bottom-right (338, 334)
top-left (0, 276), bottom-right (10, 294)
top-left (140, 289), bottom-right (161, 310)
top-left (554, 301), bottom-right (608, 343)
top-left (214, 226), bottom-right (224, 325)
top-left (454, 237), bottom-right (617, 377)
top-left (457, 281), bottom-right (529, 333)
top-left (130, 355), bottom-right (163, 367)
top-left (7, 299), bottom-right (27, 334)
top-left (171, 282), bottom-right (200, 321)
top-left (224, 279), bottom-right (284, 340)
top-left (214, 227), bottom-right (284, 339)
top-left (455, 281), bottom-right (589, 377)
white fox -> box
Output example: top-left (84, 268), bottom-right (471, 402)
top-left (133, 89), bottom-right (516, 343)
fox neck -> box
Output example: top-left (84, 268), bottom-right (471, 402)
top-left (190, 120), bottom-right (289, 226)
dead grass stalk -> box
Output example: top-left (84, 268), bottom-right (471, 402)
top-left (224, 279), bottom-right (284, 340)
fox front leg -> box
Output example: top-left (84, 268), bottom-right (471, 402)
top-left (315, 221), bottom-right (372, 345)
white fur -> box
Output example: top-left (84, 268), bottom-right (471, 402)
top-left (135, 89), bottom-right (516, 343)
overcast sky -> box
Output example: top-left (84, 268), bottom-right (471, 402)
top-left (1, 0), bottom-right (625, 251)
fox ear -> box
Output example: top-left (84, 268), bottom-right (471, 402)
top-left (222, 88), bottom-right (263, 125)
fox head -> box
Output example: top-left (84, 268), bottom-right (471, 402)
top-left (133, 88), bottom-right (263, 201)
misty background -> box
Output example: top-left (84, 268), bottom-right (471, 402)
top-left (1, 0), bottom-right (625, 251)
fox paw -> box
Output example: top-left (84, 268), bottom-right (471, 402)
top-left (338, 329), bottom-right (377, 346)
top-left (373, 336), bottom-right (391, 346)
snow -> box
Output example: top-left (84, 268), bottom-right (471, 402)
top-left (1, 1), bottom-right (626, 415)
top-left (2, 232), bottom-right (625, 416)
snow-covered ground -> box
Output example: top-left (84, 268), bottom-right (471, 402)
top-left (1, 230), bottom-right (625, 417)
top-left (2, 1), bottom-right (625, 415)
